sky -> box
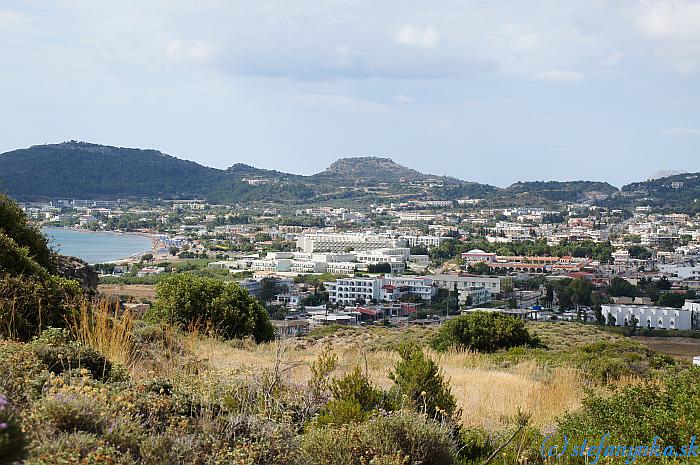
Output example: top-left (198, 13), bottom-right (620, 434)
top-left (1, 0), bottom-right (699, 187)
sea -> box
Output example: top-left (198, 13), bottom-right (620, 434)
top-left (42, 227), bottom-right (153, 264)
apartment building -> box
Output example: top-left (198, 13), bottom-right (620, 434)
top-left (458, 286), bottom-right (492, 306)
top-left (400, 235), bottom-right (450, 248)
top-left (602, 304), bottom-right (695, 331)
top-left (325, 276), bottom-right (436, 305)
top-left (431, 274), bottom-right (508, 295)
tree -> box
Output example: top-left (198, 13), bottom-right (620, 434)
top-left (629, 314), bottom-right (639, 335)
top-left (147, 274), bottom-right (274, 342)
top-left (141, 253), bottom-right (154, 262)
top-left (606, 312), bottom-right (616, 326)
top-left (389, 344), bottom-right (456, 418)
top-left (467, 262), bottom-right (490, 275)
top-left (367, 262), bottom-right (392, 274)
top-left (593, 304), bottom-right (605, 325)
top-left (628, 245), bottom-right (652, 260)
top-left (168, 246), bottom-right (179, 256)
top-left (431, 311), bottom-right (539, 353)
top-left (607, 277), bottom-right (637, 297)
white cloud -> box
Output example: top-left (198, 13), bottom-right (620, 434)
top-left (165, 40), bottom-right (218, 65)
top-left (632, 0), bottom-right (700, 73)
top-left (636, 1), bottom-right (700, 41)
top-left (536, 69), bottom-right (585, 82)
top-left (394, 24), bottom-right (440, 48)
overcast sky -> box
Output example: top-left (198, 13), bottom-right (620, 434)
top-left (1, 0), bottom-right (699, 186)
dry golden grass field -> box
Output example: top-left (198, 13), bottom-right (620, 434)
top-left (190, 322), bottom-right (625, 432)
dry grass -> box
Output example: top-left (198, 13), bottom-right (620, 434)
top-left (69, 300), bottom-right (135, 367)
top-left (193, 334), bottom-right (590, 432)
top-left (98, 284), bottom-right (157, 301)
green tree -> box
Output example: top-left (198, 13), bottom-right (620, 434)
top-left (389, 344), bottom-right (456, 418)
top-left (431, 311), bottom-right (538, 353)
top-left (0, 194), bottom-right (54, 271)
top-left (148, 274), bottom-right (274, 342)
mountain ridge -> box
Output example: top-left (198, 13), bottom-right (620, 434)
top-left (1, 141), bottom-right (697, 211)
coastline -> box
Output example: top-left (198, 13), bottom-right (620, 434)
top-left (41, 226), bottom-right (159, 264)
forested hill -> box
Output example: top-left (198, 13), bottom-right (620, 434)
top-left (616, 172), bottom-right (700, 213)
top-left (0, 142), bottom-right (222, 200)
top-left (1, 141), bottom-right (697, 210)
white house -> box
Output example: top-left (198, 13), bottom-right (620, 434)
top-left (602, 304), bottom-right (693, 330)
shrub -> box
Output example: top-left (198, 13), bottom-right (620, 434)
top-left (558, 368), bottom-right (700, 449)
top-left (0, 194), bottom-right (54, 271)
top-left (23, 432), bottom-right (136, 465)
top-left (569, 339), bottom-right (675, 383)
top-left (147, 274), bottom-right (275, 342)
top-left (0, 273), bottom-right (83, 341)
top-left (431, 311), bottom-right (539, 353)
top-left (30, 328), bottom-right (113, 380)
top-left (388, 344), bottom-right (456, 419)
top-left (301, 411), bottom-right (456, 465)
top-left (0, 394), bottom-right (27, 464)
top-left (316, 367), bottom-right (385, 426)
top-left (0, 340), bottom-right (48, 408)
top-left (29, 394), bottom-right (107, 435)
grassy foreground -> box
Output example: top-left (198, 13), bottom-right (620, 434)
top-left (3, 310), bottom-right (695, 465)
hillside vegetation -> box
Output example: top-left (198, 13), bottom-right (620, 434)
top-left (9, 141), bottom-right (694, 209)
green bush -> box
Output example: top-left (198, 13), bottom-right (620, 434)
top-left (0, 340), bottom-right (48, 408)
top-left (29, 394), bottom-right (107, 435)
top-left (431, 311), bottom-right (539, 353)
top-left (146, 274), bottom-right (274, 342)
top-left (388, 344), bottom-right (456, 419)
top-left (316, 367), bottom-right (385, 426)
top-left (30, 328), bottom-right (112, 380)
top-left (23, 432), bottom-right (136, 465)
top-left (558, 368), bottom-right (700, 454)
top-left (301, 411), bottom-right (456, 465)
top-left (0, 273), bottom-right (83, 341)
top-left (0, 194), bottom-right (54, 271)
top-left (569, 339), bottom-right (675, 383)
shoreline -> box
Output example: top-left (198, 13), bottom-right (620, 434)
top-left (42, 226), bottom-right (159, 265)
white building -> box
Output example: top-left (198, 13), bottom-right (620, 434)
top-left (458, 286), bottom-right (491, 306)
top-left (325, 276), bottom-right (436, 306)
top-left (602, 304), bottom-right (694, 331)
top-left (325, 277), bottom-right (380, 305)
top-left (431, 274), bottom-right (507, 295)
top-left (400, 235), bottom-right (450, 248)
top-left (296, 233), bottom-right (404, 253)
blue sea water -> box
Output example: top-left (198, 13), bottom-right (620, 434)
top-left (42, 228), bottom-right (153, 264)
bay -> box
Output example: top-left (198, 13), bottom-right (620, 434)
top-left (42, 227), bottom-right (153, 264)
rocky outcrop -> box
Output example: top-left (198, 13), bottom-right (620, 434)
top-left (54, 254), bottom-right (98, 293)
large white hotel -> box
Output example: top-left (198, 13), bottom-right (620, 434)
top-left (325, 276), bottom-right (436, 306)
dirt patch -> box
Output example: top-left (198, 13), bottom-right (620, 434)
top-left (632, 336), bottom-right (700, 362)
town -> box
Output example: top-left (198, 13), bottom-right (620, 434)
top-left (20, 194), bottom-right (700, 346)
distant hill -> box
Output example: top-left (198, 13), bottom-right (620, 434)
top-left (1, 141), bottom-right (696, 211)
top-left (499, 181), bottom-right (619, 204)
top-left (0, 141), bottom-right (221, 200)
top-left (617, 172), bottom-right (700, 213)
top-left (312, 157), bottom-right (438, 183)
